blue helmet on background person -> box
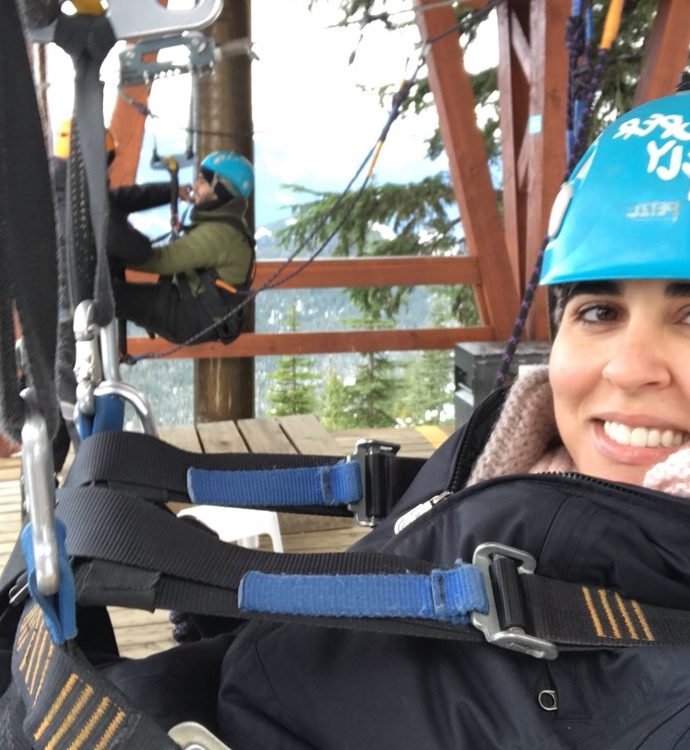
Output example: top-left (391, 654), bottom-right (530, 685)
top-left (540, 90), bottom-right (690, 286)
top-left (200, 150), bottom-right (254, 199)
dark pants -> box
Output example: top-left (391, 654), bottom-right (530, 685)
top-left (113, 278), bottom-right (218, 344)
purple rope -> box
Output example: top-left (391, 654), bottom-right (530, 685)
top-left (494, 10), bottom-right (610, 390)
top-left (494, 235), bottom-right (549, 388)
top-left (567, 47), bottom-right (608, 173)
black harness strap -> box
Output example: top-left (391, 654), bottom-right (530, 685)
top-left (0, 0), bottom-right (59, 443)
top-left (5, 487), bottom-right (690, 653)
top-left (58, 489), bottom-right (690, 650)
top-left (11, 603), bottom-right (176, 750)
top-left (53, 12), bottom-right (117, 328)
top-left (62, 430), bottom-right (425, 515)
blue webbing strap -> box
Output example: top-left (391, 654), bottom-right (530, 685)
top-left (19, 521), bottom-right (76, 645)
top-left (187, 460), bottom-right (362, 507)
top-left (238, 563), bottom-right (488, 624)
top-left (76, 393), bottom-right (125, 440)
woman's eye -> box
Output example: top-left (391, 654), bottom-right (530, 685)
top-left (576, 304), bottom-right (617, 323)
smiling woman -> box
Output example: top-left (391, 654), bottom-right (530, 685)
top-left (206, 86), bottom-right (690, 749)
top-left (551, 279), bottom-right (690, 485)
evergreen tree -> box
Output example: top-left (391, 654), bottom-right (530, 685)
top-left (319, 363), bottom-right (352, 429)
top-left (336, 315), bottom-right (401, 427)
top-left (343, 348), bottom-right (401, 427)
top-left (395, 293), bottom-right (456, 424)
top-left (317, 320), bottom-right (403, 429)
top-left (266, 305), bottom-right (318, 417)
top-left (277, 177), bottom-right (461, 323)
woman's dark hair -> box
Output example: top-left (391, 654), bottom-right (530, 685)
top-left (548, 283), bottom-right (577, 335)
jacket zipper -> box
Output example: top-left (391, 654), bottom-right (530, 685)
top-left (393, 490), bottom-right (452, 534)
top-left (393, 388), bottom-right (507, 535)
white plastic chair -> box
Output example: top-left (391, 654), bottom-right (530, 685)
top-left (177, 505), bottom-right (283, 552)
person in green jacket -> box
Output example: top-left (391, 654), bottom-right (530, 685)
top-left (113, 150), bottom-right (255, 344)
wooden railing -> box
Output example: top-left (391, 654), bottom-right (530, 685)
top-left (125, 255), bottom-right (497, 359)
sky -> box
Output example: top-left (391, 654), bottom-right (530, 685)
top-left (45, 0), bottom-right (498, 230)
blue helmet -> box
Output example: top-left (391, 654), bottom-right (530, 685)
top-left (200, 150), bottom-right (254, 199)
top-left (540, 91), bottom-right (690, 285)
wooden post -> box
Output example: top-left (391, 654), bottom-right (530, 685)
top-left (633, 0), bottom-right (690, 105)
top-left (415, 0), bottom-right (519, 341)
top-left (496, 0), bottom-right (531, 291)
top-left (524, 0), bottom-right (568, 339)
top-left (496, 0), bottom-right (568, 340)
top-left (194, 0), bottom-right (255, 422)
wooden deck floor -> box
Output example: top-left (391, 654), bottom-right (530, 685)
top-left (0, 417), bottom-right (451, 659)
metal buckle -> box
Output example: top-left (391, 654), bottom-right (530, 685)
top-left (348, 439), bottom-right (400, 527)
top-left (471, 543), bottom-right (558, 660)
top-left (168, 722), bottom-right (231, 750)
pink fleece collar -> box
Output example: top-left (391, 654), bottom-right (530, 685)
top-left (466, 366), bottom-right (690, 499)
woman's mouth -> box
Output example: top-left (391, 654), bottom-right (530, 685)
top-left (602, 420), bottom-right (688, 449)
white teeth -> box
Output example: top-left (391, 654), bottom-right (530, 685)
top-left (630, 427), bottom-right (647, 447)
top-left (617, 424), bottom-right (631, 444)
top-left (604, 421), bottom-right (687, 449)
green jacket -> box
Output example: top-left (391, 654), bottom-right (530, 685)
top-left (134, 198), bottom-right (253, 296)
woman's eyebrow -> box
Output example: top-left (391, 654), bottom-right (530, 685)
top-left (666, 282), bottom-right (690, 297)
top-left (568, 281), bottom-right (620, 296)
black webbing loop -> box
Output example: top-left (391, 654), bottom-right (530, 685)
top-left (53, 12), bottom-right (117, 328)
top-left (0, 0), bottom-right (59, 442)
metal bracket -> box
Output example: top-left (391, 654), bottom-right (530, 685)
top-left (119, 32), bottom-right (216, 87)
top-left (471, 543), bottom-right (558, 660)
top-left (31, 0), bottom-right (223, 43)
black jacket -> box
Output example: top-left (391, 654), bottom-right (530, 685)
top-left (217, 390), bottom-right (690, 749)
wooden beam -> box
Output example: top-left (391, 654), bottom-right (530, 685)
top-left (633, 0), bottom-right (690, 105)
top-left (524, 0), bottom-right (569, 339)
top-left (126, 326), bottom-right (495, 359)
top-left (127, 255), bottom-right (481, 289)
top-left (415, 0), bottom-right (519, 339)
top-left (497, 1), bottom-right (531, 288)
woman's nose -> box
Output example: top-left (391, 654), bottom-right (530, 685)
top-left (602, 321), bottom-right (672, 391)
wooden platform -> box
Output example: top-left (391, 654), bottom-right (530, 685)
top-left (0, 416), bottom-right (452, 659)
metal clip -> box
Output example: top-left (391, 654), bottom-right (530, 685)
top-left (119, 31), bottom-right (216, 87)
top-left (348, 439), bottom-right (400, 527)
top-left (74, 305), bottom-right (158, 435)
top-left (168, 722), bottom-right (232, 750)
top-left (73, 300), bottom-right (100, 417)
top-left (471, 543), bottom-right (558, 660)
top-left (9, 575), bottom-right (29, 606)
top-left (93, 380), bottom-right (158, 437)
top-left (20, 388), bottom-right (60, 596)
top-left (31, 0), bottom-right (223, 43)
